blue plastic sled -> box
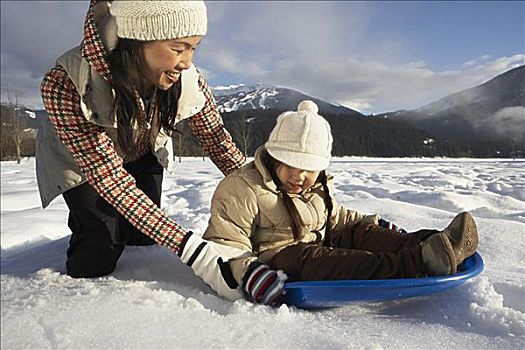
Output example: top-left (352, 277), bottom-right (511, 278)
top-left (283, 251), bottom-right (484, 309)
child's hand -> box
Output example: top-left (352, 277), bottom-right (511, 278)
top-left (378, 218), bottom-right (408, 234)
top-left (242, 261), bottom-right (287, 307)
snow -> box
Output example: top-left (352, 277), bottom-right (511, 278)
top-left (24, 110), bottom-right (36, 119)
top-left (213, 84), bottom-right (282, 112)
top-left (2, 157), bottom-right (525, 349)
top-left (213, 84), bottom-right (246, 91)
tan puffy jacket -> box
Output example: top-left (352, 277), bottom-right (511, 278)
top-left (204, 146), bottom-right (379, 285)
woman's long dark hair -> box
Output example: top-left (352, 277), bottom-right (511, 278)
top-left (261, 149), bottom-right (333, 241)
top-left (108, 38), bottom-right (179, 156)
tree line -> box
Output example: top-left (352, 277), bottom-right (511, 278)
top-left (174, 109), bottom-right (519, 159)
top-left (1, 106), bottom-right (521, 162)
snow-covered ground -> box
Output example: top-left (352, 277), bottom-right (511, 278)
top-left (2, 157), bottom-right (524, 349)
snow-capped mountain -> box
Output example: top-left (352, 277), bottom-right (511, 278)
top-left (212, 83), bottom-right (363, 116)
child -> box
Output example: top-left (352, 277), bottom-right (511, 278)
top-left (204, 101), bottom-right (479, 306)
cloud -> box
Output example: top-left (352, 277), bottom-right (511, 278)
top-left (199, 1), bottom-right (370, 80)
top-left (1, 1), bottom-right (524, 115)
top-left (339, 99), bottom-right (374, 112)
top-left (205, 44), bottom-right (524, 114)
top-left (199, 2), bottom-right (525, 114)
top-left (0, 53), bottom-right (45, 108)
top-left (0, 1), bottom-right (87, 108)
top-left (463, 55), bottom-right (492, 68)
top-left (482, 106), bottom-right (525, 141)
top-left (313, 54), bottom-right (525, 113)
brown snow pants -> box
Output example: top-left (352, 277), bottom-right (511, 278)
top-left (270, 222), bottom-right (439, 281)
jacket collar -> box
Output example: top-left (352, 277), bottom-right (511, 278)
top-left (254, 146), bottom-right (279, 193)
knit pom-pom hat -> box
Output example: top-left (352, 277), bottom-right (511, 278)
top-left (265, 100), bottom-right (333, 171)
top-left (109, 0), bottom-right (207, 41)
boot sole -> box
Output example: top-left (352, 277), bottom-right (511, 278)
top-left (443, 212), bottom-right (478, 266)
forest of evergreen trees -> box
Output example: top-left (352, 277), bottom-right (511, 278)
top-left (1, 105), bottom-right (520, 161)
top-left (175, 109), bottom-right (518, 159)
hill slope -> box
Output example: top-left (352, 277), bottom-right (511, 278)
top-left (381, 66), bottom-right (525, 144)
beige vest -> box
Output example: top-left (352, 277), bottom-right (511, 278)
top-left (36, 47), bottom-right (205, 208)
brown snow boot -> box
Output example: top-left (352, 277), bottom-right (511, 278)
top-left (421, 232), bottom-right (455, 275)
top-left (421, 212), bottom-right (479, 275)
top-left (442, 212), bottom-right (478, 266)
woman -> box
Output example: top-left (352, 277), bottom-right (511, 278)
top-left (37, 0), bottom-right (246, 299)
top-left (203, 101), bottom-right (479, 306)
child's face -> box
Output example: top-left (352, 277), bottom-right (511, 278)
top-left (276, 163), bottom-right (320, 194)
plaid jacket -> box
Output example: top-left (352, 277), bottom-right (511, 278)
top-left (37, 0), bottom-right (245, 254)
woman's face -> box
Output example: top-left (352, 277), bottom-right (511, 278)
top-left (276, 163), bottom-right (320, 194)
top-left (141, 36), bottom-right (201, 91)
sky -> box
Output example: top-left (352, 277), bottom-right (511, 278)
top-left (1, 0), bottom-right (524, 113)
top-left (2, 157), bottom-right (525, 348)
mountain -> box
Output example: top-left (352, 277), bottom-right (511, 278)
top-left (210, 69), bottom-right (525, 157)
top-left (210, 84), bottom-right (445, 156)
top-left (212, 83), bottom-right (363, 117)
top-left (3, 67), bottom-right (522, 160)
top-left (379, 66), bottom-right (525, 144)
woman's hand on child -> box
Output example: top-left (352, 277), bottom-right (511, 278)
top-left (178, 232), bottom-right (247, 301)
top-left (378, 218), bottom-right (408, 233)
top-left (242, 261), bottom-right (288, 307)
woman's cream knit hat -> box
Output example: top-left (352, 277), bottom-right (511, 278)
top-left (265, 101), bottom-right (333, 171)
top-left (109, 0), bottom-right (207, 40)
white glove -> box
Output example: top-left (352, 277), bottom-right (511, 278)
top-left (178, 232), bottom-right (247, 301)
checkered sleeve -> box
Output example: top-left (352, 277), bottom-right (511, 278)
top-left (40, 66), bottom-right (186, 254)
top-left (187, 73), bottom-right (246, 175)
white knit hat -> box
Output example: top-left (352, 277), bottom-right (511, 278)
top-left (109, 0), bottom-right (207, 41)
top-left (265, 101), bottom-right (333, 171)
